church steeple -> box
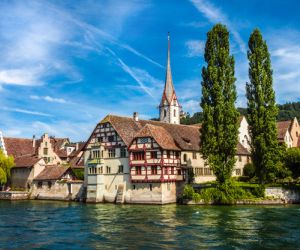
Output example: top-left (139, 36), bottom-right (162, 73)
top-left (159, 33), bottom-right (181, 124)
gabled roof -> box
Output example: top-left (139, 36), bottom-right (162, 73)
top-left (34, 165), bottom-right (70, 181)
top-left (4, 137), bottom-right (35, 158)
top-left (133, 124), bottom-right (180, 151)
top-left (236, 142), bottom-right (250, 155)
top-left (14, 155), bottom-right (42, 168)
top-left (277, 120), bottom-right (292, 139)
top-left (95, 115), bottom-right (201, 151)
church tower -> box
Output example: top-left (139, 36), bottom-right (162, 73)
top-left (159, 33), bottom-right (181, 124)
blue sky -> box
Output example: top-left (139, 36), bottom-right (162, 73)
top-left (1, 0), bottom-right (300, 141)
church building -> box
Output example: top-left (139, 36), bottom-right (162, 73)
top-left (83, 34), bottom-right (251, 204)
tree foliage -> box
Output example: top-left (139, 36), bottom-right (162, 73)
top-left (284, 148), bottom-right (300, 179)
top-left (0, 150), bottom-right (15, 184)
top-left (246, 29), bottom-right (282, 183)
top-left (200, 24), bottom-right (239, 184)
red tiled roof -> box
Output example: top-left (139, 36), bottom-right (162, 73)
top-left (134, 124), bottom-right (180, 150)
top-left (277, 121), bottom-right (292, 139)
top-left (14, 156), bottom-right (41, 168)
top-left (97, 115), bottom-right (201, 151)
top-left (69, 156), bottom-right (84, 168)
top-left (34, 165), bottom-right (70, 181)
top-left (4, 137), bottom-right (35, 158)
top-left (236, 142), bottom-right (250, 155)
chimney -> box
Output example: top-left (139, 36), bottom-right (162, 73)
top-left (76, 142), bottom-right (79, 151)
top-left (133, 112), bottom-right (139, 122)
top-left (32, 135), bottom-right (36, 148)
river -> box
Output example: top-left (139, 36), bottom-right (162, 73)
top-left (0, 201), bottom-right (299, 249)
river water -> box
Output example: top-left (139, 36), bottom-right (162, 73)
top-left (0, 201), bottom-right (299, 249)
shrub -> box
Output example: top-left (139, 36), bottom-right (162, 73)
top-left (72, 168), bottom-right (84, 180)
top-left (243, 163), bottom-right (255, 178)
top-left (284, 148), bottom-right (300, 179)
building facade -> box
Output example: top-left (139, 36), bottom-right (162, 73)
top-left (83, 34), bottom-right (251, 204)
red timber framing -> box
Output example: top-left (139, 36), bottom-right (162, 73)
top-left (129, 138), bottom-right (184, 183)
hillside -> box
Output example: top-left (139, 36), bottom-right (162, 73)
top-left (180, 101), bottom-right (300, 125)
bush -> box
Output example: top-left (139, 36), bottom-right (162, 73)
top-left (198, 181), bottom-right (265, 204)
top-left (72, 168), bottom-right (84, 180)
top-left (284, 148), bottom-right (300, 179)
top-left (243, 163), bottom-right (255, 178)
top-left (182, 185), bottom-right (202, 203)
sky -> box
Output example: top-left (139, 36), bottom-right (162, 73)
top-left (0, 0), bottom-right (300, 141)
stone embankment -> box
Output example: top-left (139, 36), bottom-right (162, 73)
top-left (0, 191), bottom-right (29, 200)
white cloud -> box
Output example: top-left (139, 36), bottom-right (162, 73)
top-left (182, 21), bottom-right (208, 28)
top-left (30, 95), bottom-right (67, 104)
top-left (1, 107), bottom-right (52, 117)
top-left (186, 40), bottom-right (205, 57)
top-left (190, 0), bottom-right (246, 54)
top-left (0, 67), bottom-right (44, 86)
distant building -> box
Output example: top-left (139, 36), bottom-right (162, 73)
top-left (277, 117), bottom-right (300, 148)
top-left (2, 133), bottom-right (84, 189)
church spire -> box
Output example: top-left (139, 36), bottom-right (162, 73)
top-left (159, 33), bottom-right (181, 124)
top-left (162, 32), bottom-right (176, 104)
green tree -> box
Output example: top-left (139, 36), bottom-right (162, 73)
top-left (0, 150), bottom-right (15, 185)
top-left (246, 29), bottom-right (282, 183)
top-left (200, 24), bottom-right (239, 184)
top-left (284, 148), bottom-right (300, 179)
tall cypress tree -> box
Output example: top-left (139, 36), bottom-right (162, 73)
top-left (246, 29), bottom-right (281, 183)
top-left (200, 24), bottom-right (239, 184)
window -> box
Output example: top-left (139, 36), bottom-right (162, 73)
top-left (236, 169), bottom-right (241, 176)
top-left (178, 169), bottom-right (181, 175)
top-left (167, 151), bottom-right (171, 158)
top-left (204, 168), bottom-right (212, 176)
top-left (98, 137), bottom-right (103, 142)
top-left (151, 166), bottom-right (158, 175)
top-left (175, 152), bottom-right (180, 159)
top-left (108, 149), bottom-right (116, 158)
top-left (135, 166), bottom-right (142, 175)
top-left (37, 182), bottom-right (43, 188)
top-left (193, 152), bottom-right (197, 159)
top-left (133, 185), bottom-right (136, 190)
top-left (164, 109), bottom-right (167, 117)
top-left (106, 166), bottom-right (111, 174)
top-left (43, 148), bottom-right (48, 155)
top-left (151, 151), bottom-right (158, 159)
top-left (92, 150), bottom-right (100, 159)
top-left (133, 152), bottom-right (145, 161)
top-left (296, 132), bottom-right (299, 137)
top-left (174, 109), bottom-right (176, 117)
top-left (108, 135), bottom-right (114, 142)
top-left (164, 167), bottom-right (168, 175)
top-left (238, 156), bottom-right (242, 162)
top-left (47, 181), bottom-right (52, 189)
top-left (247, 156), bottom-right (250, 163)
top-left (140, 137), bottom-right (148, 144)
top-left (170, 167), bottom-right (174, 175)
top-left (45, 142), bottom-right (47, 146)
top-left (183, 154), bottom-right (187, 162)
top-left (118, 165), bottom-right (124, 173)
top-left (98, 167), bottom-right (103, 174)
top-left (149, 184), bottom-right (152, 191)
top-left (120, 148), bottom-right (126, 158)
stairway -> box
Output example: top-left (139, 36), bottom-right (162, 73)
top-left (116, 184), bottom-right (124, 204)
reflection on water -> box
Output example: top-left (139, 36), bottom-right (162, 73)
top-left (0, 201), bottom-right (300, 249)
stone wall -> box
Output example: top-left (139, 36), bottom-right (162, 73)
top-left (265, 187), bottom-right (300, 203)
top-left (31, 181), bottom-right (83, 201)
top-left (0, 191), bottom-right (28, 200)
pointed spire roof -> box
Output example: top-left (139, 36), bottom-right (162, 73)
top-left (161, 33), bottom-right (177, 105)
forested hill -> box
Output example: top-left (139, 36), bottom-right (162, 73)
top-left (180, 102), bottom-right (300, 125)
